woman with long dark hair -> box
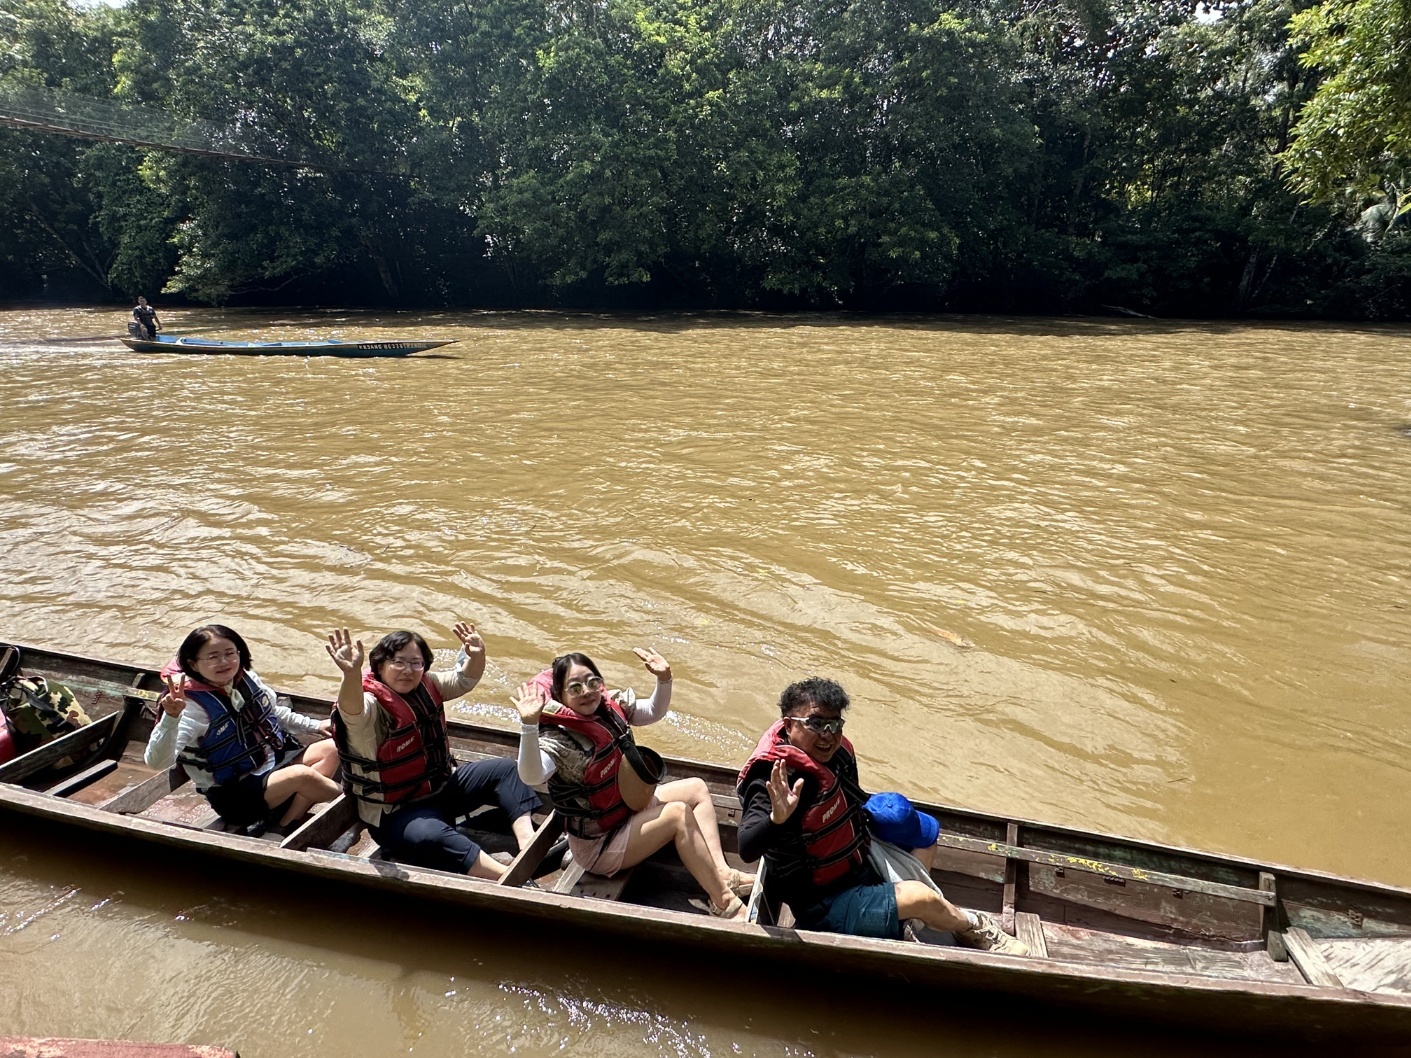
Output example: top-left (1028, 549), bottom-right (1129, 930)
top-left (514, 649), bottom-right (752, 918)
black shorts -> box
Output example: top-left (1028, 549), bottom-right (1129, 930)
top-left (204, 745), bottom-right (301, 827)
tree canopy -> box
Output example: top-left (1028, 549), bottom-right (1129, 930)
top-left (1, 0), bottom-right (1408, 316)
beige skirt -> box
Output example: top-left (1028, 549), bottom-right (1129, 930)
top-left (565, 794), bottom-right (661, 877)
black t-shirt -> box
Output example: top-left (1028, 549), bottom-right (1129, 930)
top-left (736, 748), bottom-right (874, 912)
top-left (133, 304), bottom-right (157, 326)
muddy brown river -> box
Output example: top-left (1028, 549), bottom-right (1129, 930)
top-left (1, 306), bottom-right (1409, 1055)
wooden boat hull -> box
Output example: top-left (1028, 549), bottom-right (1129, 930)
top-left (118, 335), bottom-right (454, 357)
top-left (2, 642), bottom-right (1410, 1041)
top-left (0, 1038), bottom-right (237, 1058)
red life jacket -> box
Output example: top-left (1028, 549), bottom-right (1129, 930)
top-left (332, 672), bottom-right (452, 809)
top-left (737, 719), bottom-right (870, 889)
top-left (537, 676), bottom-right (637, 839)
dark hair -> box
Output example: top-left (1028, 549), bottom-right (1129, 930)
top-left (778, 677), bottom-right (850, 717)
top-left (369, 631), bottom-right (433, 681)
top-left (551, 652), bottom-right (603, 702)
top-left (177, 624), bottom-right (252, 682)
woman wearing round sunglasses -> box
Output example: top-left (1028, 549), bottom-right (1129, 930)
top-left (145, 624), bottom-right (341, 834)
top-left (736, 677), bottom-right (1027, 954)
top-left (513, 649), bottom-right (753, 919)
top-left (326, 624), bottom-right (541, 879)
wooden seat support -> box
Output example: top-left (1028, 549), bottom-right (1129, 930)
top-left (1013, 911), bottom-right (1049, 958)
top-left (551, 858), bottom-right (635, 901)
top-left (935, 833), bottom-right (1277, 907)
top-left (281, 794), bottom-right (357, 852)
top-left (1260, 871), bottom-right (1288, 961)
top-left (42, 759), bottom-right (118, 798)
top-left (1284, 928), bottom-right (1345, 988)
top-left (497, 812), bottom-right (565, 888)
top-left (99, 767), bottom-right (190, 814)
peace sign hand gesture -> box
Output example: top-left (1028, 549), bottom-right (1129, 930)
top-left (767, 759), bottom-right (804, 824)
top-left (325, 628), bottom-right (365, 675)
top-left (158, 673), bottom-right (187, 718)
top-left (632, 646), bottom-right (672, 683)
top-left (512, 682), bottom-right (549, 725)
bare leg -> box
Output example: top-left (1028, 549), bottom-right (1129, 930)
top-left (655, 777), bottom-right (748, 892)
top-left (511, 813), bottom-right (536, 851)
top-left (893, 880), bottom-right (970, 932)
top-left (468, 851), bottom-right (506, 880)
top-left (618, 801), bottom-right (743, 918)
top-left (265, 747), bottom-right (342, 826)
top-left (273, 740), bottom-right (341, 824)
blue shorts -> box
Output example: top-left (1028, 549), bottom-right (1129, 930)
top-left (796, 882), bottom-right (901, 940)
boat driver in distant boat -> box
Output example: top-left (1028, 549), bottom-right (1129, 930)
top-left (131, 296), bottom-right (161, 340)
top-left (736, 677), bottom-right (1028, 953)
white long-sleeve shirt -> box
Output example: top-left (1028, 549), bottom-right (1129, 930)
top-left (143, 670), bottom-right (324, 792)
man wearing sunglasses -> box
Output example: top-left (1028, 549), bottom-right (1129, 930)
top-left (736, 677), bottom-right (1026, 954)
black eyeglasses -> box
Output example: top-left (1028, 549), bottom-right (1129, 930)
top-left (786, 715), bottom-right (845, 736)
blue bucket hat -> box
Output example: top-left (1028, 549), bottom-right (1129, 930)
top-left (864, 792), bottom-right (940, 850)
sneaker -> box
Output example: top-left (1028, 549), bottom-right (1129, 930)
top-left (955, 911), bottom-right (1029, 956)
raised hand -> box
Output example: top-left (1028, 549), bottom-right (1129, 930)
top-left (158, 673), bottom-right (187, 718)
top-left (632, 646), bottom-right (672, 683)
top-left (512, 682), bottom-right (548, 724)
top-left (454, 621), bottom-right (484, 661)
top-left (325, 628), bottom-right (365, 676)
top-left (767, 758), bottom-right (804, 824)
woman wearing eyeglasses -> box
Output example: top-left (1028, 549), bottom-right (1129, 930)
top-left (145, 624), bottom-right (342, 834)
top-left (513, 649), bottom-right (753, 919)
top-left (736, 677), bottom-right (1026, 954)
top-left (326, 624), bottom-right (541, 879)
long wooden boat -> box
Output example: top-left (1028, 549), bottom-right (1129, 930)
top-left (2, 641), bottom-right (1410, 1040)
top-left (118, 334), bottom-right (454, 357)
top-left (0, 1038), bottom-right (237, 1058)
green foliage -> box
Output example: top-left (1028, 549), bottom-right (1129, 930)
top-left (0, 0), bottom-right (132, 297)
top-left (2, 0), bottom-right (1408, 314)
top-left (1285, 0), bottom-right (1411, 209)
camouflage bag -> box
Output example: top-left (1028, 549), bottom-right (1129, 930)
top-left (0, 651), bottom-right (92, 760)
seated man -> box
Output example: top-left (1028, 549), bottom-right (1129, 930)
top-left (736, 677), bottom-right (1026, 954)
top-left (132, 296), bottom-right (161, 340)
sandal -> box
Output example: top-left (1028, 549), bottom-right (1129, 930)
top-left (727, 869), bottom-right (756, 900)
top-left (709, 894), bottom-right (746, 919)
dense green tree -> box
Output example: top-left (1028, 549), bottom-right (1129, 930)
top-left (113, 0), bottom-right (439, 301)
top-left (0, 0), bottom-right (136, 297)
top-left (2, 0), bottom-right (1407, 315)
top-left (1284, 0), bottom-right (1411, 215)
